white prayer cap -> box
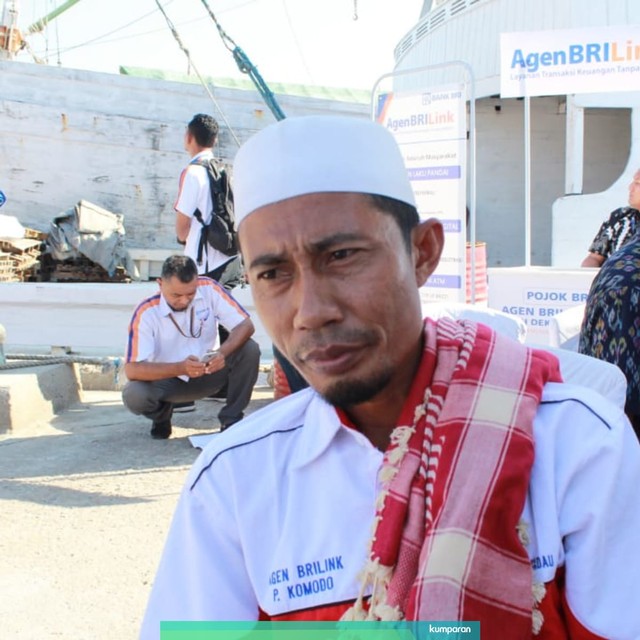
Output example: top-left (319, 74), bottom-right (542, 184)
top-left (233, 115), bottom-right (416, 225)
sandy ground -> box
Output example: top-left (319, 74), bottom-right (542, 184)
top-left (0, 377), bottom-right (275, 640)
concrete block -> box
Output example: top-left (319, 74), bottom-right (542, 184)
top-left (78, 359), bottom-right (127, 392)
top-left (0, 282), bottom-right (274, 360)
top-left (0, 363), bottom-right (82, 434)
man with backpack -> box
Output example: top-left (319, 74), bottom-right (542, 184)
top-left (175, 113), bottom-right (243, 291)
top-left (175, 114), bottom-right (306, 401)
top-left (174, 114), bottom-right (243, 409)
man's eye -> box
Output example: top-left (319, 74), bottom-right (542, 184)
top-left (256, 269), bottom-right (277, 280)
top-left (330, 248), bottom-right (355, 261)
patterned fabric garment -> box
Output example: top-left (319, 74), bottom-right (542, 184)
top-left (343, 317), bottom-right (562, 638)
top-left (579, 234), bottom-right (640, 425)
top-left (588, 206), bottom-right (640, 260)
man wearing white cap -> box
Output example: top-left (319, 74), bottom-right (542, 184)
top-left (140, 116), bottom-right (640, 639)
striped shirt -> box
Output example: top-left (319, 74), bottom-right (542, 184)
top-left (125, 277), bottom-right (248, 375)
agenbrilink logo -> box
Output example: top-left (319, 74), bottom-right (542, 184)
top-left (510, 38), bottom-right (640, 73)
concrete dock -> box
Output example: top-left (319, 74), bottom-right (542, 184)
top-left (0, 368), bottom-right (275, 639)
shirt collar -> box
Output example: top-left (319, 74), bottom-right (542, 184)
top-left (291, 390), bottom-right (377, 469)
top-left (190, 149), bottom-right (214, 164)
top-left (294, 323), bottom-right (434, 468)
top-left (158, 286), bottom-right (205, 317)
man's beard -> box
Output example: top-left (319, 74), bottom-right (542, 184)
top-left (318, 365), bottom-right (393, 409)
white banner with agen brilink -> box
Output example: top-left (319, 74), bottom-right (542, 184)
top-left (375, 87), bottom-right (467, 304)
top-left (500, 25), bottom-right (640, 98)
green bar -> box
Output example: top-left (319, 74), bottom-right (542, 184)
top-left (27, 0), bottom-right (84, 34)
top-left (160, 621), bottom-right (481, 640)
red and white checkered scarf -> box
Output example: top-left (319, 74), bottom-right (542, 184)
top-left (342, 317), bottom-right (561, 638)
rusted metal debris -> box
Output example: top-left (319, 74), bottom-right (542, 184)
top-left (0, 227), bottom-right (131, 283)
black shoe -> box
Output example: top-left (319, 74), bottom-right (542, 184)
top-left (150, 419), bottom-right (172, 439)
top-left (219, 418), bottom-right (240, 432)
top-left (173, 401), bottom-right (195, 413)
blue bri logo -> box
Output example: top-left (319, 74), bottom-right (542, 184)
top-left (511, 39), bottom-right (640, 73)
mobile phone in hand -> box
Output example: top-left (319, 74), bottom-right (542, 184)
top-left (201, 350), bottom-right (219, 363)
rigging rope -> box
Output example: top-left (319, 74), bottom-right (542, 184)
top-left (19, 37), bottom-right (46, 64)
top-left (35, 4), bottom-right (176, 57)
top-left (153, 0), bottom-right (241, 146)
top-left (198, 0), bottom-right (286, 121)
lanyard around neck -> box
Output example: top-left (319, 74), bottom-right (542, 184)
top-left (168, 306), bottom-right (202, 339)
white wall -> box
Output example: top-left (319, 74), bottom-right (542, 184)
top-left (0, 60), bottom-right (368, 255)
top-left (392, 0), bottom-right (638, 268)
top-left (552, 96), bottom-right (640, 267)
top-left (395, 0), bottom-right (640, 99)
top-left (0, 281), bottom-right (273, 360)
top-left (470, 97), bottom-right (630, 267)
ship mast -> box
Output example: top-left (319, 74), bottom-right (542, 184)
top-left (0, 0), bottom-right (83, 61)
top-left (25, 0), bottom-right (83, 35)
top-left (0, 0), bottom-right (21, 60)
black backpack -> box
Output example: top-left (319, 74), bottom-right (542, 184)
top-left (193, 158), bottom-right (238, 263)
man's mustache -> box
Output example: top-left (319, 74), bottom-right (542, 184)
top-left (295, 328), bottom-right (378, 361)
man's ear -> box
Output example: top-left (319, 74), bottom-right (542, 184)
top-left (412, 218), bottom-right (444, 287)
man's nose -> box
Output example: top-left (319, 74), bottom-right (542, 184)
top-left (292, 270), bottom-right (342, 331)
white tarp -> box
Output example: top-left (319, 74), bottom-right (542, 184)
top-left (47, 200), bottom-right (138, 278)
top-left (0, 213), bottom-right (26, 239)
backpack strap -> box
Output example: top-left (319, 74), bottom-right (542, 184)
top-left (190, 156), bottom-right (237, 264)
top-left (193, 207), bottom-right (207, 266)
top-left (192, 157), bottom-right (231, 225)
top-left (189, 157), bottom-right (216, 269)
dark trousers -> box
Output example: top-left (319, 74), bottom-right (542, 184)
top-left (207, 255), bottom-right (244, 345)
top-left (122, 338), bottom-right (260, 427)
top-left (206, 255), bottom-right (244, 292)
